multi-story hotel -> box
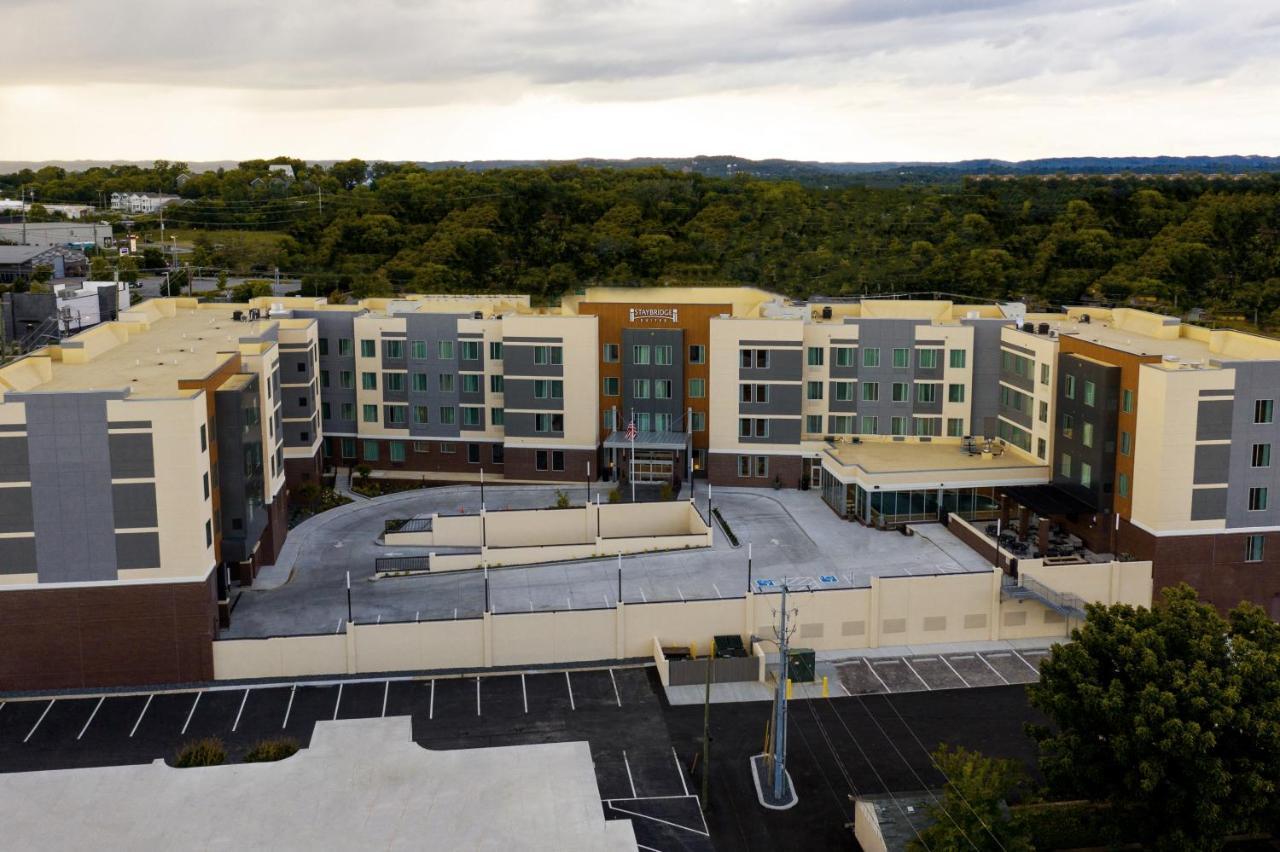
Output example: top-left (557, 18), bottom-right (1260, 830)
top-left (1, 286), bottom-right (1277, 687)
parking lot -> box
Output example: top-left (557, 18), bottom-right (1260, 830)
top-left (836, 647), bottom-right (1048, 695)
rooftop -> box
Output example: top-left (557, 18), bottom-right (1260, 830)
top-left (823, 438), bottom-right (1048, 476)
top-left (1027, 307), bottom-right (1280, 365)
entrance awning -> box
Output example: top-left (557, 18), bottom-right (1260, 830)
top-left (1002, 484), bottom-right (1097, 517)
top-left (603, 430), bottom-right (690, 451)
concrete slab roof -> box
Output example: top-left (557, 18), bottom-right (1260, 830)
top-left (823, 438), bottom-right (1046, 475)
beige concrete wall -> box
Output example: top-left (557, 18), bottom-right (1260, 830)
top-left (353, 618), bottom-right (486, 673)
top-left (490, 609), bottom-right (617, 666)
top-left (213, 634), bottom-right (349, 680)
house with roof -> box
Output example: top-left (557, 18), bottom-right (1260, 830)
top-left (109, 192), bottom-right (182, 214)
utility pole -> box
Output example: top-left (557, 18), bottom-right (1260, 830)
top-left (771, 584), bottom-right (792, 802)
top-left (701, 636), bottom-right (714, 812)
top-left (318, 186), bottom-right (323, 215)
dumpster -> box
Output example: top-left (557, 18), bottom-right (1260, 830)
top-left (787, 648), bottom-right (816, 683)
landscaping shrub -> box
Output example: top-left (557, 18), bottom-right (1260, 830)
top-left (712, 507), bottom-right (739, 546)
top-left (554, 490), bottom-right (570, 509)
top-left (174, 737), bottom-right (227, 768)
top-left (243, 737), bottom-right (300, 763)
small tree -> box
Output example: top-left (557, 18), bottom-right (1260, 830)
top-left (355, 464), bottom-right (371, 483)
top-left (554, 490), bottom-right (570, 509)
top-left (296, 482), bottom-right (320, 513)
top-left (244, 737), bottom-right (299, 763)
top-left (31, 263), bottom-right (53, 285)
top-left (910, 745), bottom-right (1032, 852)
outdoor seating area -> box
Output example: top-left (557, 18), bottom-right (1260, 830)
top-left (960, 436), bottom-right (1004, 457)
top-left (983, 519), bottom-right (1095, 563)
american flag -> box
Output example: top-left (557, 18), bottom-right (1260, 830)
top-left (625, 420), bottom-right (637, 441)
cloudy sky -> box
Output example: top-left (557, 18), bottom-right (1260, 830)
top-left (2, 0), bottom-right (1277, 162)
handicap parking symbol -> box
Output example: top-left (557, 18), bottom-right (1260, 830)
top-left (755, 578), bottom-right (776, 589)
top-left (820, 575), bottom-right (838, 584)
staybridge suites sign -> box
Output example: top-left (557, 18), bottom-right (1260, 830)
top-left (628, 307), bottom-right (679, 323)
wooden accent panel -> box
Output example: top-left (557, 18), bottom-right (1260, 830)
top-left (178, 353), bottom-right (242, 566)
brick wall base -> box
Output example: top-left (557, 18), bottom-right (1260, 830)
top-left (326, 437), bottom-right (505, 476)
top-left (284, 450), bottom-right (323, 494)
top-left (0, 571), bottom-right (218, 690)
top-left (707, 452), bottom-right (802, 489)
top-left (503, 447), bottom-right (596, 483)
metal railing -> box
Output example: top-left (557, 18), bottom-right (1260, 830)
top-left (384, 517), bottom-right (431, 534)
top-left (374, 555), bottom-right (430, 575)
top-left (1002, 574), bottom-right (1087, 619)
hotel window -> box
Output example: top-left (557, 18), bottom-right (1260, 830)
top-left (1122, 389), bottom-right (1134, 413)
top-left (411, 340), bottom-right (428, 359)
top-left (1082, 421), bottom-right (1094, 449)
top-left (603, 343), bottom-right (619, 362)
top-left (1037, 437), bottom-right (1047, 460)
top-left (340, 402), bottom-right (355, 420)
top-left (917, 349), bottom-right (939, 369)
top-left (737, 456), bottom-right (751, 477)
top-left (490, 375), bottom-right (504, 394)
top-left (655, 413), bottom-right (673, 431)
top-left (205, 520), bottom-right (212, 548)
top-left (412, 373), bottom-right (428, 392)
top-left (1252, 443), bottom-right (1272, 468)
top-left (385, 373), bottom-right (405, 392)
top-left (862, 382), bottom-right (879, 402)
top-left (534, 379), bottom-right (563, 399)
top-left (689, 378), bottom-right (706, 398)
top-left (362, 404), bottom-right (378, 423)
top-left (1084, 380), bottom-right (1096, 407)
top-left (413, 405), bottom-right (429, 425)
top-left (338, 339), bottom-right (353, 357)
top-left (321, 402), bottom-right (331, 420)
top-left (1080, 462), bottom-right (1092, 488)
top-left (384, 405), bottom-right (406, 425)
top-left (340, 371), bottom-right (354, 389)
top-left (829, 415), bottom-right (855, 434)
top-left (602, 411), bottom-right (614, 430)
top-left (861, 416), bottom-right (879, 434)
top-left (834, 347), bottom-right (854, 367)
top-left (655, 380), bottom-right (673, 399)
top-left (491, 408), bottom-right (504, 426)
top-left (489, 341), bottom-right (503, 360)
top-left (691, 412), bottom-right (706, 432)
top-left (341, 437), bottom-right (356, 459)
top-left (202, 472), bottom-right (210, 500)
top-left (892, 348), bottom-right (910, 368)
top-left (949, 349), bottom-right (966, 369)
top-left (833, 382), bottom-right (854, 402)
top-left (389, 442), bottom-right (406, 463)
top-left (361, 372), bottom-right (377, 390)
top-left (738, 418), bottom-right (751, 438)
top-left (1040, 363), bottom-right (1050, 386)
top-left (385, 340), bottom-right (404, 359)
top-left (807, 347), bottom-right (824, 367)
top-left (467, 444), bottom-right (480, 464)
top-left (755, 350), bottom-right (769, 369)
top-left (200, 424), bottom-right (207, 452)
top-left (603, 377), bottom-right (620, 396)
top-left (439, 340), bottom-right (455, 360)
top-left (636, 412), bottom-right (652, 430)
top-left (1255, 399), bottom-right (1274, 424)
top-left (806, 414), bottom-right (823, 434)
top-left (947, 418), bottom-right (965, 437)
top-left (320, 369), bottom-right (330, 388)
top-left (1065, 375), bottom-right (1076, 399)
top-left (654, 346), bottom-right (673, 366)
top-left (360, 340), bottom-right (375, 358)
top-left (632, 345), bottom-right (651, 365)
top-left (1118, 473), bottom-right (1130, 498)
top-left (461, 407), bottom-right (483, 427)
top-left (754, 456), bottom-right (769, 478)
top-left (1038, 400), bottom-right (1048, 423)
top-left (362, 440), bottom-right (379, 461)
top-left (914, 418), bottom-right (941, 437)
top-left (741, 384), bottom-right (769, 404)
top-left (948, 384), bottom-right (965, 403)
top-left (890, 416), bottom-right (908, 436)
top-left (1249, 487), bottom-right (1269, 511)
top-left (440, 442), bottom-right (456, 454)
top-left (536, 450), bottom-right (548, 471)
top-left (917, 383), bottom-right (937, 404)
top-left (1060, 453), bottom-right (1071, 478)
top-left (1061, 413), bottom-right (1074, 440)
top-left (319, 338), bottom-right (329, 356)
top-left (413, 441), bottom-right (430, 454)
top-left (461, 341), bottom-right (481, 361)
top-left (634, 379), bottom-right (651, 399)
top-left (807, 381), bottom-right (823, 401)
top-left (689, 345), bottom-right (706, 364)
top-left (535, 413), bottom-right (563, 432)
top-left (439, 374), bottom-right (455, 393)
top-left (1120, 431), bottom-right (1132, 455)
top-left (1245, 535), bottom-right (1265, 562)
top-left (892, 382), bottom-right (909, 403)
top-left (863, 348), bottom-right (880, 368)
top-left (439, 406), bottom-right (457, 425)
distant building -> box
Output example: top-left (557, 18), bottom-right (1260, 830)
top-left (0, 221), bottom-right (113, 249)
top-left (853, 793), bottom-right (939, 852)
top-left (0, 200), bottom-right (96, 219)
top-left (268, 164), bottom-right (295, 181)
top-left (2, 281), bottom-right (127, 350)
top-left (0, 245), bottom-right (88, 283)
top-left (109, 192), bottom-right (182, 214)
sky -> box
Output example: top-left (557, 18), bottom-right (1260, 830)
top-left (2, 0), bottom-right (1278, 163)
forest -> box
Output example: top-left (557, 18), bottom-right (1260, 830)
top-left (3, 158), bottom-right (1279, 325)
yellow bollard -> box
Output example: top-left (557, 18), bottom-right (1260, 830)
top-left (822, 675), bottom-right (829, 698)
top-left (690, 641), bottom-right (697, 659)
top-left (785, 678), bottom-right (793, 700)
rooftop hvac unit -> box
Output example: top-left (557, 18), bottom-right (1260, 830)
top-left (821, 306), bottom-right (833, 320)
top-left (473, 311), bottom-right (483, 319)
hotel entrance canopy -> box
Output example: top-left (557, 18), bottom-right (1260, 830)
top-left (603, 430), bottom-right (690, 451)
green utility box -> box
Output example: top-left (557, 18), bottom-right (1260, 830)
top-left (787, 648), bottom-right (816, 683)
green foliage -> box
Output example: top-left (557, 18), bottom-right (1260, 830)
top-left (30, 263), bottom-right (52, 284)
top-left (554, 490), bottom-right (570, 509)
top-left (1011, 801), bottom-right (1128, 850)
top-left (354, 464), bottom-right (371, 482)
top-left (117, 255), bottom-right (139, 285)
top-left (88, 256), bottom-right (112, 281)
top-left (230, 279), bottom-right (273, 302)
top-left (607, 488), bottom-right (621, 504)
top-left (1027, 584), bottom-right (1280, 850)
top-left (174, 737), bottom-right (226, 768)
top-left (711, 507), bottom-right (738, 546)
top-left (909, 745), bottom-right (1033, 852)
top-left (243, 737), bottom-right (299, 763)
top-left (658, 483), bottom-right (674, 501)
top-left (142, 247), bottom-right (166, 270)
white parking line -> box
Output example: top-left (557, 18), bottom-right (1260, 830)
top-left (521, 673), bottom-right (528, 714)
top-left (565, 671), bottom-right (576, 710)
top-left (713, 584), bottom-right (722, 598)
top-left (180, 693), bottom-right (202, 735)
top-left (429, 680), bottom-right (436, 720)
top-left (862, 659), bottom-right (891, 692)
top-left (977, 653), bottom-right (1011, 684)
top-left (24, 700), bottom-right (54, 743)
top-left (937, 655), bottom-right (970, 687)
top-left (901, 658), bottom-right (931, 691)
top-left (282, 685), bottom-right (296, 729)
top-left (672, 747), bottom-right (689, 796)
top-left (639, 588), bottom-right (647, 602)
top-left (130, 695), bottom-right (153, 738)
top-left (677, 586), bottom-right (685, 601)
top-left (605, 802), bottom-right (710, 837)
top-left (232, 689), bottom-right (250, 732)
top-left (1011, 649), bottom-right (1041, 675)
top-left (476, 678), bottom-right (482, 717)
top-left (382, 681), bottom-right (390, 718)
top-left (334, 619), bottom-right (343, 634)
top-left (622, 750), bottom-right (637, 798)
top-left (333, 683), bottom-right (344, 720)
top-left (609, 669), bottom-right (622, 707)
top-left (77, 697), bottom-right (104, 741)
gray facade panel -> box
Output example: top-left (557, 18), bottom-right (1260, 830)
top-left (112, 483), bottom-right (157, 529)
top-left (280, 349), bottom-right (313, 383)
top-left (0, 537), bottom-right (36, 574)
top-left (623, 328), bottom-right (685, 429)
top-left (1195, 400), bottom-right (1234, 441)
top-left (827, 381), bottom-right (857, 413)
top-left (962, 318), bottom-right (1007, 438)
top-left (1193, 444), bottom-right (1231, 485)
top-left (848, 318), bottom-right (921, 435)
top-left (0, 486), bottom-right (33, 533)
top-left (1190, 487), bottom-right (1228, 521)
top-left (282, 385), bottom-right (315, 418)
top-left (503, 342), bottom-right (563, 377)
top-left (503, 410), bottom-right (562, 439)
top-left (1053, 354), bottom-right (1120, 511)
top-left (503, 378), bottom-right (562, 411)
top-left (108, 433), bottom-right (155, 479)
top-left (294, 308), bottom-right (363, 436)
top-left (284, 419), bottom-right (315, 446)
top-left (1224, 362), bottom-right (1280, 527)
top-left (0, 436), bottom-right (29, 482)
top-left (914, 383), bottom-right (944, 415)
top-left (915, 348), bottom-right (944, 380)
top-left (739, 382), bottom-right (801, 416)
top-left (115, 532), bottom-right (160, 570)
top-left (406, 313), bottom-right (464, 439)
top-left (738, 418), bottom-right (802, 446)
top-left (737, 347), bottom-right (802, 381)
